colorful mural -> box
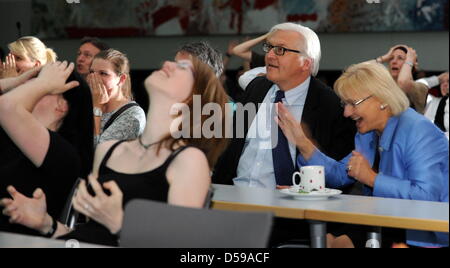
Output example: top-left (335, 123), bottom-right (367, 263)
top-left (31, 0), bottom-right (449, 38)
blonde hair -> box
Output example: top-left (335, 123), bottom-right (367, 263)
top-left (8, 36), bottom-right (57, 65)
top-left (334, 62), bottom-right (410, 116)
top-left (94, 49), bottom-right (133, 100)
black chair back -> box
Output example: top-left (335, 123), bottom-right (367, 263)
top-left (59, 178), bottom-right (82, 228)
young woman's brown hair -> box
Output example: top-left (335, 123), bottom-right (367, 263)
top-left (159, 56), bottom-right (229, 168)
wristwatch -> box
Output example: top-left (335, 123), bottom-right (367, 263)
top-left (41, 216), bottom-right (57, 238)
top-left (93, 107), bottom-right (103, 117)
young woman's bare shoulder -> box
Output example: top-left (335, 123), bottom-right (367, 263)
top-left (167, 147), bottom-right (210, 180)
top-left (95, 140), bottom-right (120, 157)
top-left (174, 147), bottom-right (208, 165)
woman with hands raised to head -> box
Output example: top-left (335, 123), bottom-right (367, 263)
top-left (1, 56), bottom-right (229, 246)
top-left (276, 62), bottom-right (448, 248)
top-left (371, 45), bottom-right (428, 114)
top-left (0, 61), bottom-right (94, 236)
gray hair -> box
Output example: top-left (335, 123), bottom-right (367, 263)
top-left (177, 41), bottom-right (224, 78)
top-left (269, 23), bottom-right (321, 76)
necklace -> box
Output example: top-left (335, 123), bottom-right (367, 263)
top-left (138, 136), bottom-right (160, 150)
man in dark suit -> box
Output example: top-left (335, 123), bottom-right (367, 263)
top-left (213, 22), bottom-right (356, 189)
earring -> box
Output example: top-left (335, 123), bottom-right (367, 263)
top-left (380, 104), bottom-right (388, 110)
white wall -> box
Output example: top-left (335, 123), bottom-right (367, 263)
top-left (1, 0), bottom-right (448, 71)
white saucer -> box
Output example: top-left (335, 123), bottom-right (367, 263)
top-left (280, 187), bottom-right (342, 201)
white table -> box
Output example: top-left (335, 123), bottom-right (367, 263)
top-left (0, 232), bottom-right (109, 248)
top-left (211, 184), bottom-right (449, 247)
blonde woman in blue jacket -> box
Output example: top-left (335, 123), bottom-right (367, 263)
top-left (276, 62), bottom-right (448, 248)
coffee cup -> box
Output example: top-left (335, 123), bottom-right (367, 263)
top-left (292, 166), bottom-right (325, 192)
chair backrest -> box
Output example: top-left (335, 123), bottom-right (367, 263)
top-left (59, 178), bottom-right (82, 228)
top-left (120, 199), bottom-right (273, 248)
top-left (203, 186), bottom-right (214, 208)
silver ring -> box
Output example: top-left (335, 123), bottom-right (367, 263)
top-left (347, 165), bottom-right (352, 171)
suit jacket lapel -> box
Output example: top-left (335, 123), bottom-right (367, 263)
top-left (301, 77), bottom-right (320, 136)
top-left (240, 77), bottom-right (273, 138)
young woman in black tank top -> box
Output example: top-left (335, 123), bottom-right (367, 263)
top-left (1, 57), bottom-right (229, 246)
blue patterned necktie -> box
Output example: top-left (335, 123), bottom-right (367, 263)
top-left (272, 90), bottom-right (295, 186)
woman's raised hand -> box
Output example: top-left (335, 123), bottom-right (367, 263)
top-left (87, 73), bottom-right (110, 107)
top-left (275, 102), bottom-right (317, 160)
top-left (0, 54), bottom-right (19, 78)
top-left (275, 102), bottom-right (306, 147)
top-left (36, 61), bottom-right (79, 94)
top-left (405, 46), bottom-right (418, 66)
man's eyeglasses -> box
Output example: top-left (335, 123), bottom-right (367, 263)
top-left (262, 43), bottom-right (302, 56)
top-left (340, 95), bottom-right (373, 108)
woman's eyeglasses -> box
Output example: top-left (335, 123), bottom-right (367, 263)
top-left (340, 95), bottom-right (373, 108)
